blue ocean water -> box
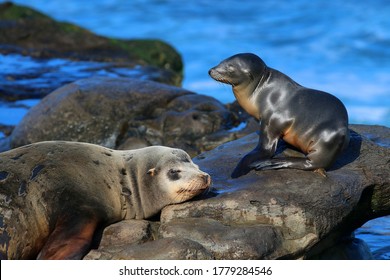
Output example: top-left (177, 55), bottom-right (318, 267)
top-left (3, 0), bottom-right (390, 258)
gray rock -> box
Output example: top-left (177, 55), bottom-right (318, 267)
top-left (160, 218), bottom-right (283, 259)
top-left (8, 77), bottom-right (240, 156)
top-left (85, 237), bottom-right (213, 260)
top-left (97, 220), bottom-right (152, 249)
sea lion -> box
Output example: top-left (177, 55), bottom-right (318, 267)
top-left (209, 53), bottom-right (349, 178)
top-left (0, 141), bottom-right (211, 259)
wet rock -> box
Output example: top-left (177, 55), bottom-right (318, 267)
top-left (8, 77), bottom-right (240, 156)
top-left (0, 2), bottom-right (183, 101)
top-left (86, 125), bottom-right (388, 259)
top-left (349, 124), bottom-right (390, 147)
top-left (0, 53), bottom-right (181, 101)
top-left (309, 236), bottom-right (373, 260)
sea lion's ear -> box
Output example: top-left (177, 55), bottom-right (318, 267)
top-left (147, 168), bottom-right (156, 176)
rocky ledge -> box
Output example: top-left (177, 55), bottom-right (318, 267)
top-left (85, 125), bottom-right (390, 260)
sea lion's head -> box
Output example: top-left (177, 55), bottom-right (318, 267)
top-left (208, 53), bottom-right (266, 89)
top-left (146, 147), bottom-right (211, 203)
top-left (124, 146), bottom-right (211, 219)
top-left (209, 53), bottom-right (267, 120)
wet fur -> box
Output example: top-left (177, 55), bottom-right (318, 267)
top-left (209, 53), bottom-right (349, 178)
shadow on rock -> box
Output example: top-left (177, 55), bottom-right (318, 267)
top-left (330, 129), bottom-right (362, 171)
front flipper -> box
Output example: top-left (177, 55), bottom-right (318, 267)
top-left (37, 215), bottom-right (99, 260)
top-left (231, 149), bottom-right (263, 178)
top-left (231, 126), bottom-right (280, 178)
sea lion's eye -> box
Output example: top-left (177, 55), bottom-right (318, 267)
top-left (227, 65), bottom-right (235, 72)
top-left (168, 169), bottom-right (181, 181)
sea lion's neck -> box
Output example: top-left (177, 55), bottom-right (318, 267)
top-left (233, 87), bottom-right (260, 120)
top-left (233, 69), bottom-right (269, 120)
top-left (124, 157), bottom-right (166, 219)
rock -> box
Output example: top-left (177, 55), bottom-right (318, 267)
top-left (162, 128), bottom-right (389, 259)
top-left (0, 2), bottom-right (183, 101)
top-left (0, 53), bottom-right (181, 101)
top-left (349, 124), bottom-right (390, 147)
top-left (160, 218), bottom-right (283, 259)
top-left (97, 220), bottom-right (152, 249)
top-left (85, 238), bottom-right (213, 260)
top-left (7, 77), bottom-right (241, 156)
top-left (87, 125), bottom-right (389, 259)
top-left (0, 2), bottom-right (182, 74)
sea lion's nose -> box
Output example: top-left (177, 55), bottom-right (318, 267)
top-left (203, 174), bottom-right (211, 185)
top-left (208, 68), bottom-right (214, 76)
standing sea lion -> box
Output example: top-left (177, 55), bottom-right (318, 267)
top-left (209, 53), bottom-right (349, 178)
top-left (0, 141), bottom-right (211, 259)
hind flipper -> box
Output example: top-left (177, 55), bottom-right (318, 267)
top-left (37, 216), bottom-right (98, 260)
top-left (249, 159), bottom-right (293, 170)
top-left (249, 157), bottom-right (326, 175)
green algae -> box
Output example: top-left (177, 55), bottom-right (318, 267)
top-left (0, 1), bottom-right (50, 20)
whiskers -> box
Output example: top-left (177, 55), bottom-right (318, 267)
top-left (215, 78), bottom-right (233, 87)
top-left (172, 177), bottom-right (210, 203)
top-left (213, 80), bottom-right (234, 93)
top-left (210, 71), bottom-right (232, 87)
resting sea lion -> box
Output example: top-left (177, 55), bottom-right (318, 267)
top-left (209, 53), bottom-right (349, 178)
top-left (0, 141), bottom-right (211, 259)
